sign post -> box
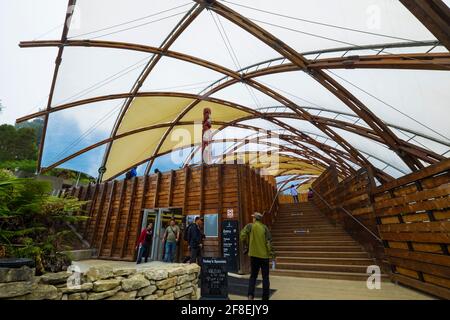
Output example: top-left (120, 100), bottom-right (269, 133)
top-left (222, 220), bottom-right (239, 273)
top-left (200, 257), bottom-right (229, 300)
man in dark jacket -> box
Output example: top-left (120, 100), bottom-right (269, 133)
top-left (187, 216), bottom-right (204, 265)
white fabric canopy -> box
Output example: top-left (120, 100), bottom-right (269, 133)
top-left (17, 0), bottom-right (450, 185)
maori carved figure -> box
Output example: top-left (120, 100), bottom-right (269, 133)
top-left (202, 108), bottom-right (212, 164)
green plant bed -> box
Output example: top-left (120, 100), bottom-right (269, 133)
top-left (0, 174), bottom-right (89, 274)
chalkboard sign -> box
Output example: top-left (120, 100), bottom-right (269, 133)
top-left (200, 257), bottom-right (228, 300)
top-left (222, 220), bottom-right (239, 273)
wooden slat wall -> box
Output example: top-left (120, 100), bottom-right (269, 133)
top-left (60, 164), bottom-right (278, 273)
top-left (312, 160), bottom-right (450, 299)
top-left (312, 166), bottom-right (386, 267)
top-left (372, 159), bottom-right (450, 299)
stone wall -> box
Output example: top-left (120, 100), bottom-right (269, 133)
top-left (0, 263), bottom-right (200, 300)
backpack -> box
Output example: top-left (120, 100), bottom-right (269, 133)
top-left (183, 224), bottom-right (192, 242)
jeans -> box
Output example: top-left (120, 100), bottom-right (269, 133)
top-left (136, 244), bottom-right (150, 264)
top-left (164, 241), bottom-right (177, 263)
top-left (248, 257), bottom-right (270, 300)
top-left (293, 195), bottom-right (299, 203)
top-left (190, 246), bottom-right (202, 266)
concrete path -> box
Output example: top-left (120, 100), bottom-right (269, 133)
top-left (230, 274), bottom-right (434, 300)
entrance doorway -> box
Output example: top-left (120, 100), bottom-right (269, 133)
top-left (141, 208), bottom-right (183, 262)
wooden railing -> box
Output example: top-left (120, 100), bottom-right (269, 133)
top-left (312, 160), bottom-right (450, 299)
top-left (312, 166), bottom-right (387, 270)
top-left (372, 159), bottom-right (450, 299)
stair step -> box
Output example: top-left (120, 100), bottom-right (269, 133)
top-left (271, 203), bottom-right (384, 281)
top-left (271, 269), bottom-right (389, 281)
top-left (274, 220), bottom-right (331, 225)
top-left (271, 231), bottom-right (348, 236)
top-left (276, 256), bottom-right (375, 266)
top-left (275, 262), bottom-right (371, 273)
top-left (273, 245), bottom-right (364, 252)
top-left (275, 251), bottom-right (370, 258)
top-left (272, 228), bottom-right (342, 233)
top-left (273, 240), bottom-right (358, 246)
top-left (272, 236), bottom-right (353, 241)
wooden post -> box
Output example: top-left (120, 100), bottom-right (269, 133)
top-left (153, 172), bottom-right (161, 209)
top-left (110, 180), bottom-right (127, 257)
top-left (98, 180), bottom-right (117, 257)
top-left (237, 165), bottom-right (247, 274)
top-left (83, 183), bottom-right (99, 239)
top-left (168, 170), bottom-right (175, 208)
top-left (247, 169), bottom-right (254, 218)
top-left (79, 183), bottom-right (92, 233)
top-left (217, 164), bottom-right (224, 252)
top-left (183, 166), bottom-right (190, 213)
top-left (121, 177), bottom-right (139, 258)
top-left (200, 164), bottom-right (205, 216)
top-left (89, 183), bottom-right (108, 245)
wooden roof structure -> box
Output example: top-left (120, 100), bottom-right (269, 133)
top-left (16, 0), bottom-right (450, 188)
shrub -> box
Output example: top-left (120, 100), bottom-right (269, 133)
top-left (0, 175), bottom-right (89, 274)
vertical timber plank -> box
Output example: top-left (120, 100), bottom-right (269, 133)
top-left (110, 180), bottom-right (127, 257)
top-left (121, 176), bottom-right (139, 258)
top-left (98, 180), bottom-right (117, 257)
top-left (89, 183), bottom-right (107, 245)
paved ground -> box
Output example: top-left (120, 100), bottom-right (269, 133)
top-left (229, 274), bottom-right (434, 300)
top-left (72, 260), bottom-right (434, 300)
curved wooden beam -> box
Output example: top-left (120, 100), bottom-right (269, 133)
top-left (400, 0), bottom-right (450, 51)
top-left (36, 0), bottom-right (77, 172)
top-left (19, 39), bottom-right (237, 78)
top-left (98, 3), bottom-right (205, 181)
top-left (18, 42), bottom-right (445, 167)
top-left (197, 0), bottom-right (426, 172)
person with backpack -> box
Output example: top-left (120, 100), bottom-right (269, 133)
top-left (186, 216), bottom-right (204, 265)
top-left (240, 212), bottom-right (275, 301)
top-left (162, 219), bottom-right (180, 263)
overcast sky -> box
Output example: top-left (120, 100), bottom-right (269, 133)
top-left (0, 0), bottom-right (67, 125)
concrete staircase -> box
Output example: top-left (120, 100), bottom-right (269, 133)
top-left (271, 202), bottom-right (383, 281)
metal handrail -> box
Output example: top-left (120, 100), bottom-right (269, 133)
top-left (266, 187), bottom-right (283, 217)
top-left (310, 187), bottom-right (382, 243)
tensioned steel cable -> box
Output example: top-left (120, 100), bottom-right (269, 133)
top-left (221, 0), bottom-right (421, 43)
top-left (47, 5), bottom-right (198, 163)
top-left (50, 101), bottom-right (123, 163)
top-left (210, 12), bottom-right (263, 109)
top-left (68, 2), bottom-right (192, 39)
top-left (208, 14), bottom-right (450, 143)
top-left (327, 70), bottom-right (450, 141)
top-left (87, 11), bottom-right (190, 41)
top-left (53, 56), bottom-right (152, 107)
top-left (216, 14), bottom-right (264, 109)
top-left (249, 17), bottom-right (450, 71)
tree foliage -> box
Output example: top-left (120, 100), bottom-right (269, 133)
top-left (0, 124), bottom-right (38, 162)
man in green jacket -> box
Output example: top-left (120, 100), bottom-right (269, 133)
top-left (240, 212), bottom-right (275, 300)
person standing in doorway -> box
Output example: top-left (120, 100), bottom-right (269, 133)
top-left (163, 219), bottom-right (180, 263)
top-left (187, 216), bottom-right (204, 265)
top-left (290, 184), bottom-right (299, 203)
top-left (136, 222), bottom-right (153, 264)
top-left (240, 212), bottom-right (275, 301)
